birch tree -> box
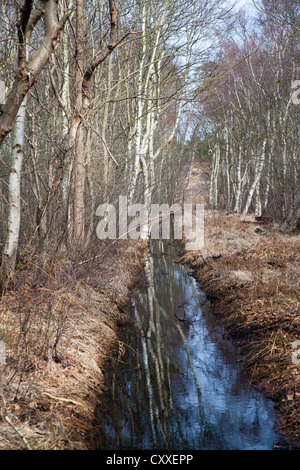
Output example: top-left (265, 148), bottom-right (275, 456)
top-left (0, 0), bottom-right (69, 290)
top-left (0, 94), bottom-right (28, 290)
top-left (0, 0), bottom-right (69, 148)
top-left (198, 4), bottom-right (299, 222)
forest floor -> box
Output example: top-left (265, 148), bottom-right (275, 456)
top-left (0, 239), bottom-right (147, 449)
top-left (179, 163), bottom-right (300, 448)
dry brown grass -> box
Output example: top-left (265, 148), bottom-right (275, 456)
top-left (181, 211), bottom-right (300, 447)
top-left (0, 239), bottom-right (147, 449)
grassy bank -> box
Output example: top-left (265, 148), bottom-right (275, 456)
top-left (180, 210), bottom-right (300, 448)
top-left (0, 240), bottom-right (147, 449)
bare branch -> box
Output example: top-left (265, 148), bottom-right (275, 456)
top-left (0, 0), bottom-right (70, 147)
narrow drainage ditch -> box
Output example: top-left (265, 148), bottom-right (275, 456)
top-left (94, 239), bottom-right (289, 450)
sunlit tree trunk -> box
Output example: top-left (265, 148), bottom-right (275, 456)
top-left (73, 0), bottom-right (85, 249)
top-left (0, 95), bottom-right (27, 290)
top-left (234, 144), bottom-right (243, 213)
top-left (242, 137), bottom-right (267, 218)
top-left (209, 140), bottom-right (220, 209)
top-left (0, 0), bottom-right (68, 148)
top-left (102, 54), bottom-right (113, 200)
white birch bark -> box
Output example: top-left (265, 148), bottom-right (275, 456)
top-left (128, 4), bottom-right (147, 205)
top-left (0, 95), bottom-right (27, 289)
top-left (224, 126), bottom-right (231, 210)
top-left (263, 121), bottom-right (275, 212)
top-left (209, 141), bottom-right (220, 209)
top-left (242, 137), bottom-right (267, 218)
top-left (60, 16), bottom-right (72, 241)
top-left (255, 184), bottom-right (262, 217)
top-left (234, 144), bottom-right (243, 213)
top-left (102, 54), bottom-right (113, 199)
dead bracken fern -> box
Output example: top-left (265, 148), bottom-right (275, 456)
top-left (182, 211), bottom-right (300, 447)
top-left (0, 239), bottom-right (147, 450)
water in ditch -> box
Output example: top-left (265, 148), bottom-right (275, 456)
top-left (95, 240), bottom-right (286, 450)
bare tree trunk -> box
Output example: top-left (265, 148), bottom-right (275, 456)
top-left (72, 0), bottom-right (85, 249)
top-left (0, 0), bottom-right (69, 289)
top-left (242, 138), bottom-right (267, 218)
top-left (0, 0), bottom-right (69, 147)
top-left (102, 54), bottom-right (113, 199)
top-left (35, 0), bottom-right (129, 243)
top-left (0, 95), bottom-right (27, 291)
top-left (209, 140), bottom-right (220, 209)
top-left (255, 184), bottom-right (262, 217)
top-left (128, 4), bottom-right (146, 205)
top-left (281, 194), bottom-right (300, 231)
top-left (234, 144), bottom-right (243, 213)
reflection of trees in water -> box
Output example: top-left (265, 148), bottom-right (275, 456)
top-left (133, 249), bottom-right (171, 448)
top-left (129, 240), bottom-right (205, 449)
top-left (96, 239), bottom-right (280, 450)
top-left (98, 240), bottom-right (219, 449)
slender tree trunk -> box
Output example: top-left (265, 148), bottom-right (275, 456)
top-left (73, 0), bottom-right (85, 249)
top-left (128, 5), bottom-right (146, 205)
top-left (234, 144), bottom-right (243, 213)
top-left (209, 141), bottom-right (220, 209)
top-left (0, 95), bottom-right (27, 291)
top-left (281, 194), bottom-right (300, 231)
top-left (255, 184), bottom-right (262, 217)
top-left (61, 13), bottom-right (72, 213)
top-left (102, 54), bottom-right (113, 199)
top-left (0, 0), bottom-right (69, 147)
top-left (35, 0), bottom-right (128, 242)
top-left (224, 126), bottom-right (231, 210)
top-left (242, 138), bottom-right (267, 218)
